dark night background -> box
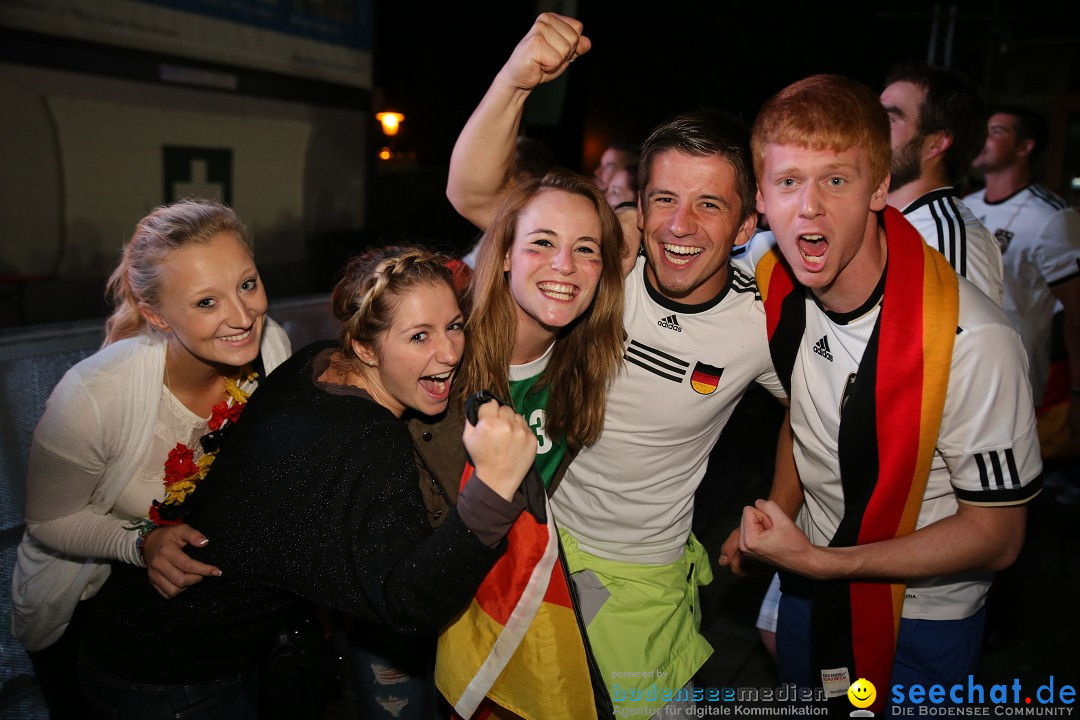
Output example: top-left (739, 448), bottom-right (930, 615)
top-left (0, 5), bottom-right (1077, 717)
top-left (0, 0), bottom-right (1078, 313)
top-left (367, 0), bottom-right (1080, 254)
top-left (0, 0), bottom-right (1075, 304)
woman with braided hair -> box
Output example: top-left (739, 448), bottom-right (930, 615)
top-left (11, 198), bottom-right (291, 719)
top-left (76, 247), bottom-right (537, 719)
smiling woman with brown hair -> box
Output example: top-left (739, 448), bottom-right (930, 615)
top-left (453, 169), bottom-right (624, 468)
top-left (406, 169), bottom-right (625, 718)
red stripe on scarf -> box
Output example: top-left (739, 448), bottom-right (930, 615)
top-left (759, 207), bottom-right (957, 715)
top-left (850, 207), bottom-right (928, 694)
top-left (862, 207), bottom-right (926, 543)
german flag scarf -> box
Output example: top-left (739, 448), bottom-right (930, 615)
top-left (756, 206), bottom-right (958, 714)
top-left (435, 459), bottom-right (603, 720)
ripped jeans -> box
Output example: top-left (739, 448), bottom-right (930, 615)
top-left (349, 633), bottom-right (434, 719)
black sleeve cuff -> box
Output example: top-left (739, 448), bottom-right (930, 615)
top-left (457, 474), bottom-right (526, 547)
top-left (955, 475), bottom-right (1043, 506)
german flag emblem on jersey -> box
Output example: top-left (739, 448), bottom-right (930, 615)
top-left (690, 362), bottom-right (724, 395)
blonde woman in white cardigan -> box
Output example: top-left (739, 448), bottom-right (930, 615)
top-left (11, 199), bottom-right (291, 719)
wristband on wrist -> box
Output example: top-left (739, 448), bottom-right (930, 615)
top-left (125, 518), bottom-right (156, 561)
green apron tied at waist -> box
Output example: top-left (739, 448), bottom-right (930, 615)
top-left (559, 529), bottom-right (714, 717)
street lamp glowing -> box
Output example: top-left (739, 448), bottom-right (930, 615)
top-left (376, 111), bottom-right (405, 136)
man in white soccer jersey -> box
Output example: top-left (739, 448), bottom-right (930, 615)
top-left (740, 74), bottom-right (1041, 714)
top-left (741, 65), bottom-right (1013, 657)
top-left (446, 13), bottom-right (787, 716)
top-left (965, 106), bottom-right (1080, 453)
top-left (731, 65), bottom-right (1004, 305)
top-left (880, 63), bottom-right (1004, 304)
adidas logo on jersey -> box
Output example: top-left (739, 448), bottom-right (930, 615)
top-left (813, 335), bottom-right (833, 361)
top-left (657, 314), bottom-right (682, 332)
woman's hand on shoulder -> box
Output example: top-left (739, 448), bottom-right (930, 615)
top-left (142, 524), bottom-right (222, 599)
top-left (462, 399), bottom-right (537, 502)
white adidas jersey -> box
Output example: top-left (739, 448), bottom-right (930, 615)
top-left (791, 278), bottom-right (1041, 620)
top-left (550, 256), bottom-right (785, 565)
top-left (964, 184), bottom-right (1080, 402)
top-left (901, 188), bottom-right (1004, 306)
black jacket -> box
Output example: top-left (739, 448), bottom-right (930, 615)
top-left (82, 342), bottom-right (503, 683)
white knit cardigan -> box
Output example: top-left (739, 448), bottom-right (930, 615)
top-left (10, 319), bottom-right (291, 651)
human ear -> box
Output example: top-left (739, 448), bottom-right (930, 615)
top-left (139, 302), bottom-right (171, 333)
top-left (351, 339), bottom-right (378, 368)
top-left (925, 131), bottom-right (953, 161)
top-left (870, 175), bottom-right (890, 212)
top-left (734, 212), bottom-right (757, 246)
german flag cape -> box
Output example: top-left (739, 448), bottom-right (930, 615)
top-left (756, 206), bottom-right (958, 714)
top-left (435, 460), bottom-right (599, 720)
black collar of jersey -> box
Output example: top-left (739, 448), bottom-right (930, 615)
top-left (901, 186), bottom-right (958, 214)
top-left (980, 182), bottom-right (1033, 206)
top-left (643, 259), bottom-right (732, 313)
top-left (814, 265), bottom-right (886, 325)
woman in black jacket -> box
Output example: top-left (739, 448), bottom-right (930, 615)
top-left (77, 248), bottom-right (536, 720)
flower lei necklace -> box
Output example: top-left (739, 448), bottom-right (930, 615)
top-left (129, 366), bottom-right (257, 538)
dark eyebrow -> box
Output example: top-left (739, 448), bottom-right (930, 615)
top-left (526, 228), bottom-right (558, 236)
top-left (648, 187), bottom-right (731, 210)
top-left (699, 194), bottom-right (731, 210)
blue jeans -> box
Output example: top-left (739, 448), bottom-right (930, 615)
top-left (78, 651), bottom-right (257, 720)
top-left (776, 592), bottom-right (985, 711)
top-left (349, 636), bottom-right (433, 719)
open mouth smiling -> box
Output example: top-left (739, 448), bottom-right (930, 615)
top-left (537, 282), bottom-right (577, 301)
top-left (662, 243), bottom-right (703, 266)
top-left (218, 328), bottom-right (253, 343)
top-left (419, 371), bottom-right (452, 396)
